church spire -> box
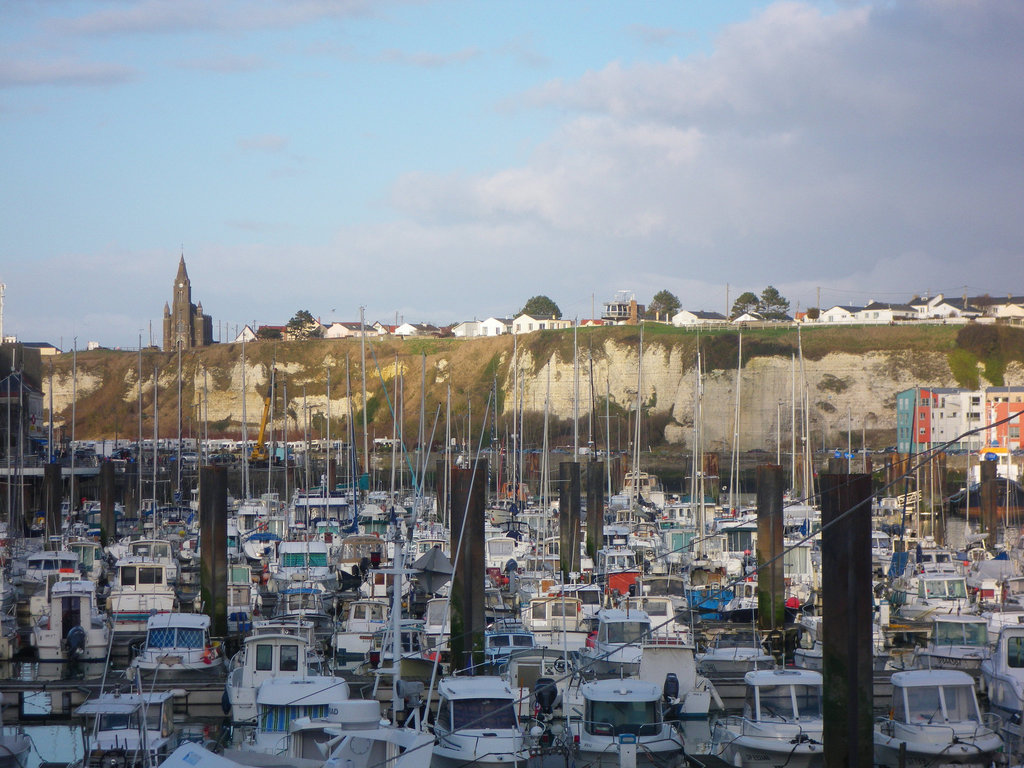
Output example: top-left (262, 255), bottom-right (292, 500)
top-left (176, 253), bottom-right (188, 284)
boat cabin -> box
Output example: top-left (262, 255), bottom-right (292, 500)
top-left (742, 668), bottom-right (822, 722)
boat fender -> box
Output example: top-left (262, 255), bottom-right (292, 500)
top-left (221, 690), bottom-right (232, 715)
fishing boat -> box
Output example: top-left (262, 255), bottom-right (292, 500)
top-left (578, 608), bottom-right (651, 678)
top-left (224, 619), bottom-right (328, 723)
top-left (331, 597), bottom-right (388, 662)
top-left (431, 675), bottom-right (528, 768)
top-left (874, 669), bottom-right (1002, 768)
top-left (129, 613), bottom-right (223, 677)
top-left (980, 623), bottom-right (1024, 722)
top-left (569, 678), bottom-right (684, 768)
top-left (710, 669), bottom-right (824, 768)
top-left (30, 578), bottom-right (110, 673)
top-left (106, 558), bottom-right (178, 631)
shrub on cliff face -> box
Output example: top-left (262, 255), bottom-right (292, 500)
top-left (948, 348), bottom-right (980, 389)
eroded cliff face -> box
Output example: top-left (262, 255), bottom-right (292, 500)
top-left (39, 334), bottom-right (1024, 448)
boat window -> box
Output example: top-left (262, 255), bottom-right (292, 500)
top-left (100, 712), bottom-right (138, 730)
top-left (513, 635), bottom-right (534, 648)
top-left (148, 627), bottom-right (176, 648)
top-left (139, 568), bottom-right (163, 585)
top-left (756, 685), bottom-right (795, 721)
top-left (905, 686), bottom-right (941, 722)
top-left (490, 636), bottom-right (511, 648)
top-left (587, 699), bottom-right (659, 736)
top-left (1008, 636), bottom-right (1024, 668)
top-left (178, 628), bottom-right (204, 649)
top-left (401, 631), bottom-right (422, 653)
top-left (551, 602), bottom-right (578, 618)
top-left (579, 591), bottom-right (601, 605)
top-left (282, 553), bottom-right (306, 567)
top-left (601, 621), bottom-right (650, 644)
top-left (121, 567), bottom-right (137, 587)
top-left (941, 685), bottom-right (979, 723)
top-left (532, 603), bottom-right (547, 621)
top-left (644, 602), bottom-right (668, 616)
top-left (255, 644), bottom-right (273, 671)
top-left (451, 698), bottom-right (517, 730)
top-left (353, 605), bottom-right (366, 620)
top-left (489, 540), bottom-right (514, 556)
top-left (280, 645), bottom-right (299, 672)
top-left (435, 702), bottom-right (451, 731)
top-left (792, 684), bottom-right (823, 719)
top-left (309, 552), bottom-right (328, 567)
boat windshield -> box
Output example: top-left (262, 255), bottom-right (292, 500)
top-left (923, 579), bottom-right (967, 599)
top-left (903, 684), bottom-right (980, 723)
top-left (934, 622), bottom-right (987, 646)
top-left (451, 698), bottom-right (518, 730)
top-left (587, 699), bottom-right (660, 736)
top-left (792, 684), bottom-right (823, 719)
top-left (601, 621), bottom-right (650, 644)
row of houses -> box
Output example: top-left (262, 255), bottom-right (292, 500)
top-left (896, 385), bottom-right (1024, 454)
top-left (673, 293), bottom-right (1024, 328)
top-left (234, 292), bottom-right (1024, 342)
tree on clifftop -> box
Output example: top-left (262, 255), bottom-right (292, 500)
top-left (287, 309), bottom-right (323, 339)
top-left (730, 291), bottom-right (759, 319)
top-left (758, 286), bottom-right (791, 320)
top-left (519, 295), bottom-right (562, 319)
top-left (648, 290), bottom-right (681, 320)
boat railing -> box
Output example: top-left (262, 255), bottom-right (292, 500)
top-left (876, 714), bottom-right (999, 741)
top-left (719, 715), bottom-right (819, 740)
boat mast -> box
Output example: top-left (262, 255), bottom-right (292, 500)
top-left (729, 332), bottom-right (742, 514)
top-left (631, 324), bottom-right (643, 506)
top-left (241, 337), bottom-right (248, 499)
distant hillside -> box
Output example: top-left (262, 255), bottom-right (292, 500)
top-left (41, 323), bottom-right (1024, 451)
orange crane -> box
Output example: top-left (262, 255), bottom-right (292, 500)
top-left (250, 370), bottom-right (275, 463)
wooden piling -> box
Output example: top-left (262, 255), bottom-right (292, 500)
top-left (756, 464), bottom-right (785, 631)
top-left (980, 459), bottom-right (999, 549)
top-left (450, 460), bottom-right (487, 673)
top-left (100, 460), bottom-right (115, 546)
top-left (44, 462), bottom-right (61, 543)
top-left (586, 460), bottom-right (605, 562)
top-left (559, 461), bottom-right (581, 579)
top-left (821, 472), bottom-right (873, 768)
top-left (199, 465), bottom-right (228, 637)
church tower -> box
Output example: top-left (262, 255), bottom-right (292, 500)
top-left (162, 255), bottom-right (213, 350)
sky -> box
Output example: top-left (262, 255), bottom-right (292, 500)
top-left (2, 0), bottom-right (1023, 349)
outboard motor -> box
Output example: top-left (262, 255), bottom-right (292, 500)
top-left (662, 672), bottom-right (682, 721)
top-left (533, 677), bottom-right (559, 719)
top-left (65, 625), bottom-right (87, 659)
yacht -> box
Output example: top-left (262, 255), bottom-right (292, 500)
top-left (30, 578), bottom-right (110, 673)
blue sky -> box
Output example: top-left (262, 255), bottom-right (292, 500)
top-left (2, 0), bottom-right (1022, 349)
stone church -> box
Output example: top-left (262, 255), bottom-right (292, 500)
top-left (162, 255), bottom-right (213, 350)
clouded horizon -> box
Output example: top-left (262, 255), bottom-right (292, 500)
top-left (2, 1), bottom-right (1022, 349)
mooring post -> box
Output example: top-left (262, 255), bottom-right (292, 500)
top-left (559, 461), bottom-right (581, 579)
top-left (200, 465), bottom-right (228, 637)
top-left (821, 472), bottom-right (873, 768)
top-left (980, 458), bottom-right (999, 549)
top-left (44, 462), bottom-right (61, 544)
top-left (100, 460), bottom-right (115, 546)
top-left (586, 459), bottom-right (605, 562)
top-left (450, 459), bottom-right (487, 673)
top-left (756, 464), bottom-right (785, 632)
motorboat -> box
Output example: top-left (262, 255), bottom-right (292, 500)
top-left (696, 632), bottom-right (775, 678)
top-left (331, 598), bottom-right (388, 662)
top-left (980, 623), bottom-right (1024, 722)
top-left (874, 669), bottom-right (1002, 768)
top-left (129, 613), bottom-right (223, 677)
top-left (578, 608), bottom-right (651, 678)
top-left (913, 615), bottom-right (989, 674)
top-left (224, 619), bottom-right (328, 723)
top-left (30, 578), bottom-right (110, 673)
top-left (106, 558), bottom-right (177, 631)
top-left (568, 678), bottom-right (684, 768)
top-left (431, 675), bottom-right (528, 768)
top-left (710, 669), bottom-right (824, 768)
top-left (270, 584), bottom-right (335, 642)
top-left (483, 619), bottom-right (536, 668)
top-left (75, 689), bottom-right (177, 768)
